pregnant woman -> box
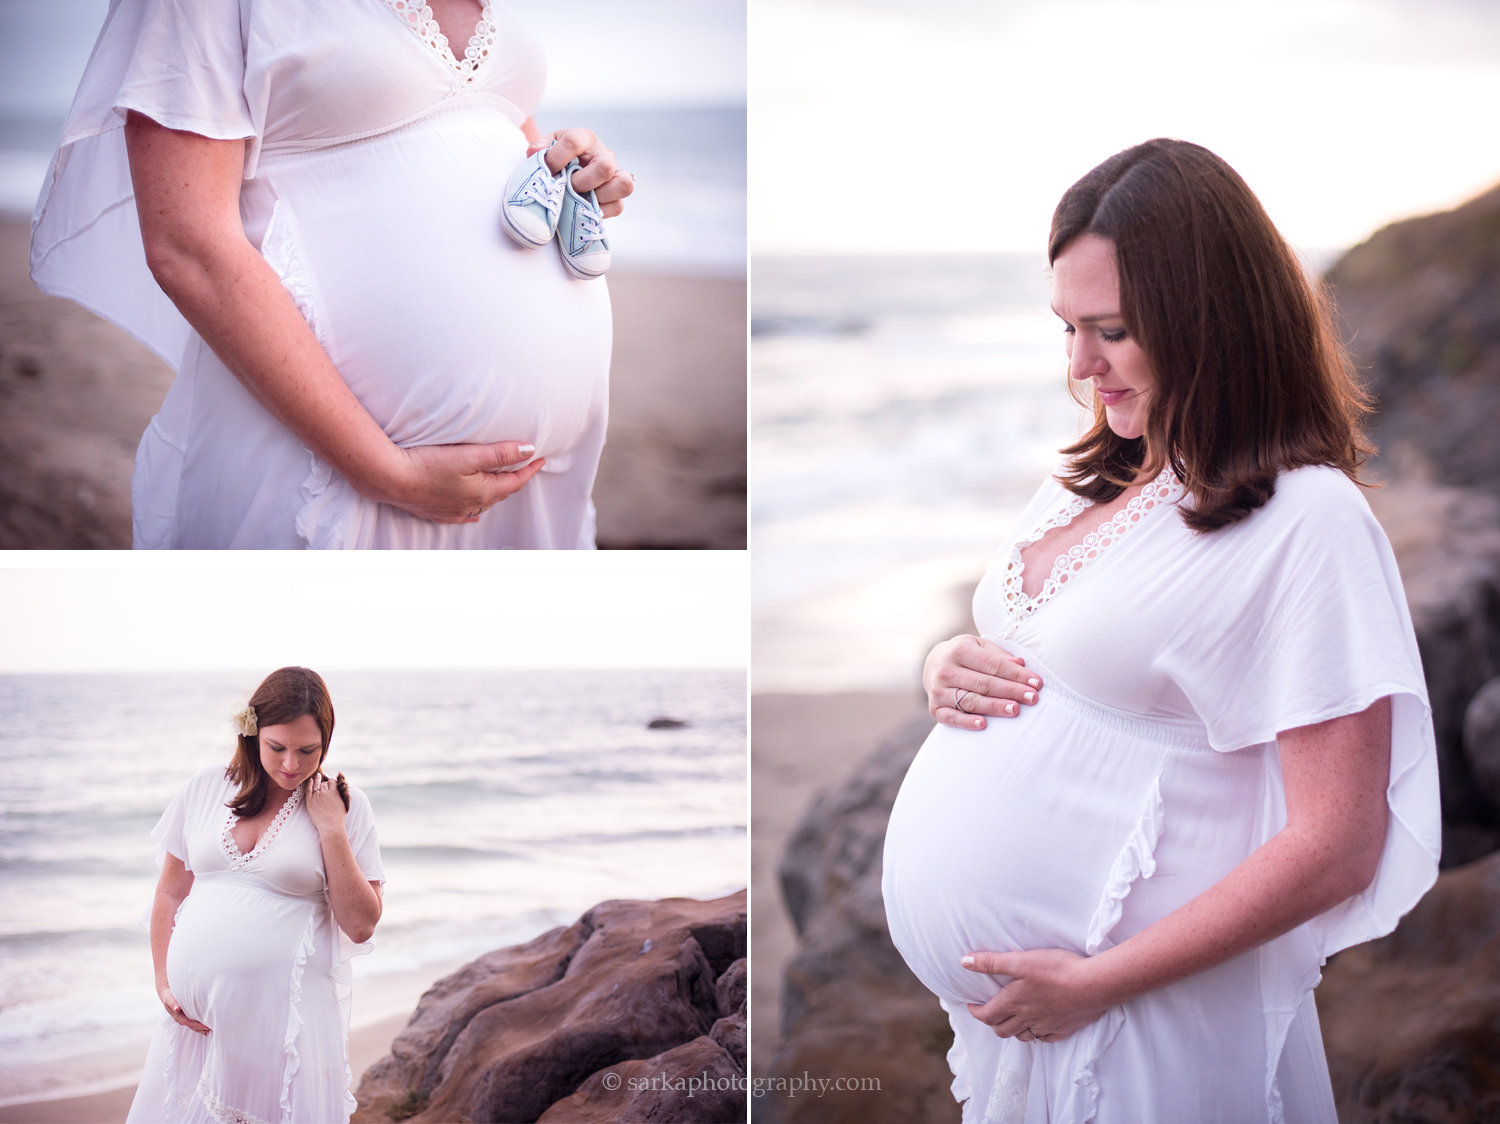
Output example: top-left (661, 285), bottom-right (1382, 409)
top-left (31, 0), bottom-right (633, 548)
top-left (128, 667), bottom-right (383, 1124)
top-left (881, 140), bottom-right (1441, 1123)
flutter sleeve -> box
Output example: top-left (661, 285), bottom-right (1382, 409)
top-left (30, 0), bottom-right (257, 370)
top-left (344, 785), bottom-right (386, 885)
top-left (148, 763), bottom-right (228, 874)
top-left (1165, 465), bottom-right (1441, 957)
top-left (149, 773), bottom-right (196, 872)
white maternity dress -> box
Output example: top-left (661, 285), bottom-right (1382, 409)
top-left (127, 765), bottom-right (384, 1124)
top-left (881, 465), bottom-right (1441, 1124)
top-left (30, 0), bottom-right (611, 549)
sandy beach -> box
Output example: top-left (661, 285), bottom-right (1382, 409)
top-left (0, 1012), bottom-right (408, 1124)
top-left (749, 690), bottom-right (927, 1079)
top-left (0, 217), bottom-right (745, 549)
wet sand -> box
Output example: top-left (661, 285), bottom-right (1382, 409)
top-left (0, 218), bottom-right (745, 549)
top-left (0, 1013), bottom-right (409, 1124)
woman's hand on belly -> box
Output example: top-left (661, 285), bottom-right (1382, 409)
top-left (157, 984), bottom-right (210, 1036)
top-left (126, 113), bottom-right (547, 526)
top-left (923, 635), bottom-right (1044, 730)
top-left (379, 441), bottom-right (546, 523)
top-left (960, 949), bottom-right (1109, 1043)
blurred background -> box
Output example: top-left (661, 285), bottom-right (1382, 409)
top-left (0, 553), bottom-right (748, 1117)
top-left (750, 1), bottom-right (1500, 1120)
top-left (0, 0), bottom-right (747, 549)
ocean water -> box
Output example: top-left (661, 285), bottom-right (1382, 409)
top-left (750, 250), bottom-right (1344, 693)
top-left (0, 104), bottom-right (746, 276)
top-left (0, 668), bottom-right (746, 1104)
top-left (752, 253), bottom-right (1086, 692)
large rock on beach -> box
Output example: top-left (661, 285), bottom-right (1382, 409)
top-left (1326, 181), bottom-right (1500, 499)
top-left (1463, 678), bottom-right (1500, 810)
top-left (537, 1036), bottom-right (746, 1123)
top-left (1366, 481), bottom-right (1500, 865)
top-left (1329, 187), bottom-right (1500, 865)
top-left (1317, 851), bottom-right (1500, 1120)
top-left (763, 713), bottom-right (960, 1124)
top-left (353, 891), bottom-right (747, 1124)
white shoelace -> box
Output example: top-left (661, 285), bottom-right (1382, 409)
top-left (520, 170), bottom-right (563, 218)
top-left (576, 204), bottom-right (605, 244)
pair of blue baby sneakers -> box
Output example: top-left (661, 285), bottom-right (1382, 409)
top-left (500, 146), bottom-right (611, 279)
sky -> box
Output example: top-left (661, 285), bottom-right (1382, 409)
top-left (0, 553), bottom-right (748, 672)
top-left (752, 0), bottom-right (1500, 253)
top-left (0, 0), bottom-right (747, 121)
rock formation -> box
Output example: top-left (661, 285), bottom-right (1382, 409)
top-left (1329, 185), bottom-right (1500, 865)
top-left (1317, 851), bottom-right (1500, 1120)
top-left (353, 891), bottom-right (746, 1124)
top-left (1464, 677), bottom-right (1500, 808)
top-left (765, 714), bottom-right (960, 1124)
top-left (1325, 181), bottom-right (1500, 499)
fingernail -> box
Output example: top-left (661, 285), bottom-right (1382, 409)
top-left (1006, 703), bottom-right (1017, 715)
top-left (961, 955), bottom-right (975, 967)
top-left (1023, 691), bottom-right (1035, 703)
top-left (1028, 678), bottom-right (1040, 688)
top-left (973, 718), bottom-right (983, 728)
top-left (519, 444), bottom-right (535, 456)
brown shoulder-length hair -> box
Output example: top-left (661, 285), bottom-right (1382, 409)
top-left (228, 666), bottom-right (346, 818)
top-left (1049, 137), bottom-right (1373, 531)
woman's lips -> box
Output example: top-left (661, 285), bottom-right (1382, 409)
top-left (1097, 387), bottom-right (1131, 405)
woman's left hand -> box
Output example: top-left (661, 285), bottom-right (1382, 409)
top-left (305, 773), bottom-right (346, 837)
top-left (961, 949), bottom-right (1112, 1042)
top-left (530, 128), bottom-right (635, 217)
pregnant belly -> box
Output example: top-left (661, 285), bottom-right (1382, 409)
top-left (881, 698), bottom-right (1176, 1007)
top-left (165, 876), bottom-right (322, 1031)
top-left (252, 106), bottom-right (612, 466)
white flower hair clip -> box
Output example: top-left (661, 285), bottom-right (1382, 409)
top-left (230, 702), bottom-right (258, 738)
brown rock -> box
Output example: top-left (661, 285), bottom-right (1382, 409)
top-left (1317, 852), bottom-right (1500, 1120)
top-left (354, 891), bottom-right (746, 1124)
top-left (353, 924), bottom-right (587, 1121)
top-left (714, 957), bottom-right (746, 1018)
top-left (1325, 181), bottom-right (1500, 500)
top-left (1463, 677), bottom-right (1500, 810)
top-left (765, 713), bottom-right (960, 1124)
top-left (536, 1036), bottom-right (745, 1123)
top-left (1365, 480), bottom-right (1500, 865)
top-left (708, 1012), bottom-right (745, 1072)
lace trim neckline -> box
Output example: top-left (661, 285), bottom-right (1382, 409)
top-left (998, 467), bottom-right (1185, 637)
top-left (380, 1), bottom-right (498, 89)
top-left (221, 784), bottom-right (303, 870)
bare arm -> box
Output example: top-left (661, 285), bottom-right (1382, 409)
top-left (124, 111), bottom-right (543, 523)
top-left (305, 775), bottom-right (382, 943)
top-left (151, 854), bottom-right (210, 1034)
top-left (964, 696), bottom-right (1393, 1039)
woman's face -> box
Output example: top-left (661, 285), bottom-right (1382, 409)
top-left (258, 713), bottom-right (325, 791)
top-left (1051, 233), bottom-right (1155, 441)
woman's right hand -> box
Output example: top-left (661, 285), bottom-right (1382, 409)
top-left (923, 634), bottom-right (1044, 730)
top-left (158, 985), bottom-right (210, 1035)
top-left (364, 440), bottom-right (546, 523)
top-left (126, 113), bottom-right (547, 529)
